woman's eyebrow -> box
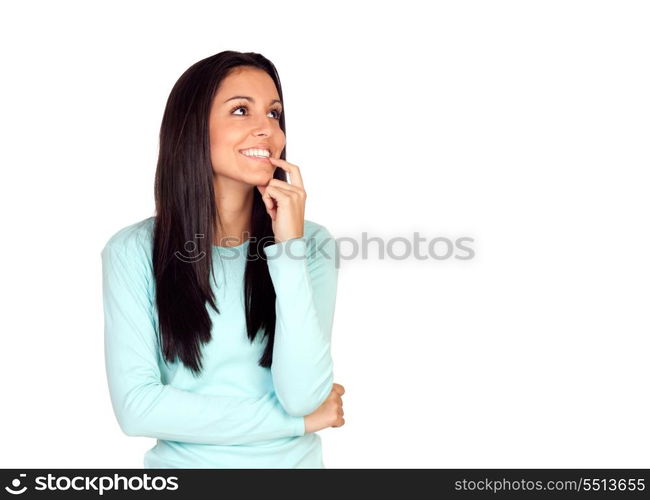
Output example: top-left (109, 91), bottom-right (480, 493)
top-left (224, 95), bottom-right (282, 107)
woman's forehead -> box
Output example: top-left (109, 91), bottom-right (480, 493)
top-left (217, 67), bottom-right (279, 100)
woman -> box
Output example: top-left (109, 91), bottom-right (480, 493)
top-left (100, 50), bottom-right (345, 468)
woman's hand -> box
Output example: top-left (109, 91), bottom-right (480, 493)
top-left (257, 157), bottom-right (306, 243)
top-left (304, 383), bottom-right (346, 433)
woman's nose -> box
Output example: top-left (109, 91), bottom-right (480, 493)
top-left (252, 126), bottom-right (271, 137)
top-left (250, 115), bottom-right (276, 136)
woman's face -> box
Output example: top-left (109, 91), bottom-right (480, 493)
top-left (209, 66), bottom-right (286, 187)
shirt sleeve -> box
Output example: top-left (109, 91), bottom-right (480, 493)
top-left (101, 237), bottom-right (305, 445)
top-left (262, 224), bottom-right (339, 417)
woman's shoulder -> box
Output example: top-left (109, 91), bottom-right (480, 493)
top-left (304, 219), bottom-right (334, 241)
top-left (303, 219), bottom-right (337, 259)
top-left (101, 216), bottom-right (155, 259)
top-left (101, 217), bottom-right (333, 258)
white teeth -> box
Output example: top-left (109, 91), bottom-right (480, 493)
top-left (241, 148), bottom-right (270, 158)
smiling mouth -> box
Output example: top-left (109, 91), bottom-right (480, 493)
top-left (240, 151), bottom-right (272, 162)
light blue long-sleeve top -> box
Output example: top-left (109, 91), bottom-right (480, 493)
top-left (100, 216), bottom-right (339, 468)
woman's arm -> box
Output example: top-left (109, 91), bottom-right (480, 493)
top-left (101, 237), bottom-right (305, 446)
top-left (263, 222), bottom-right (339, 417)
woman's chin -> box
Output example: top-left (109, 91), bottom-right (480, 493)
top-left (245, 171), bottom-right (274, 187)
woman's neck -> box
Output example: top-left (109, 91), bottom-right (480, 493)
top-left (213, 176), bottom-right (254, 246)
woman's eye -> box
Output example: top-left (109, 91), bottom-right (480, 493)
top-left (231, 105), bottom-right (282, 120)
top-left (231, 105), bottom-right (248, 116)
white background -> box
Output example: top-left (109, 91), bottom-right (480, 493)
top-left (1, 0), bottom-right (648, 468)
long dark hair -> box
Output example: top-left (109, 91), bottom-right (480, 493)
top-left (153, 50), bottom-right (288, 376)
